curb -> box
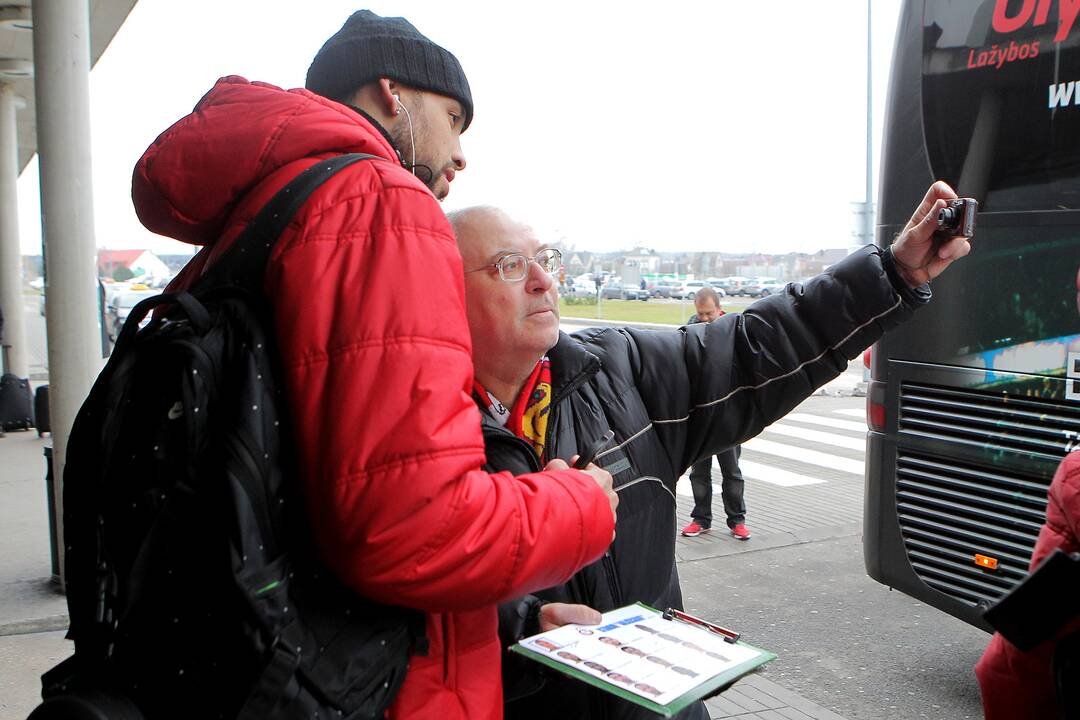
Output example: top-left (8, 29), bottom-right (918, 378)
top-left (0, 615), bottom-right (68, 638)
top-left (560, 316), bottom-right (682, 331)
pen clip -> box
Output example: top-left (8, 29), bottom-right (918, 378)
top-left (662, 607), bottom-right (741, 644)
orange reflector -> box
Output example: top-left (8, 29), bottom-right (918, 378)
top-left (975, 554), bottom-right (998, 570)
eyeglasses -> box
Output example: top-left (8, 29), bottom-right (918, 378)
top-left (465, 248), bottom-right (562, 283)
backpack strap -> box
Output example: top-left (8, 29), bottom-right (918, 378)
top-left (192, 153), bottom-right (381, 295)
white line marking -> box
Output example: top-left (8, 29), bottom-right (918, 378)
top-left (782, 413), bottom-right (868, 433)
top-left (761, 423), bottom-right (865, 451)
top-left (742, 438), bottom-right (865, 475)
top-left (738, 459), bottom-right (825, 486)
top-left (676, 458), bottom-right (825, 490)
top-left (676, 476), bottom-right (693, 497)
top-left (834, 409), bottom-right (866, 418)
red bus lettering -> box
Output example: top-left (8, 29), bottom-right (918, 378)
top-left (992, 0), bottom-right (1080, 42)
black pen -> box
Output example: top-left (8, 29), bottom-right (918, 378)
top-left (573, 430), bottom-right (615, 469)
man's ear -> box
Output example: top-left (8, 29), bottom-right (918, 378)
top-left (378, 78), bottom-right (400, 116)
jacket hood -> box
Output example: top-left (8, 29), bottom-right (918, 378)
top-left (132, 75), bottom-right (401, 246)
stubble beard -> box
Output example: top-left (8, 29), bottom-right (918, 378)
top-left (390, 117), bottom-right (440, 196)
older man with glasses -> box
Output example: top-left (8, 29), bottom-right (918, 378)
top-left (449, 186), bottom-right (971, 719)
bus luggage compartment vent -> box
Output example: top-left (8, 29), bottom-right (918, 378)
top-left (894, 447), bottom-right (1050, 606)
top-left (892, 383), bottom-right (1079, 606)
top-left (897, 382), bottom-right (1080, 460)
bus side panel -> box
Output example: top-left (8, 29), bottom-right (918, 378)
top-left (864, 429), bottom-right (994, 632)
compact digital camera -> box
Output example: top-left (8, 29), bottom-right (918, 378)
top-left (936, 198), bottom-right (978, 238)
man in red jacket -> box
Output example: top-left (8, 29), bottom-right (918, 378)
top-left (133, 11), bottom-right (617, 720)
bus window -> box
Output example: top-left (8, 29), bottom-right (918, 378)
top-left (922, 0), bottom-right (1080, 210)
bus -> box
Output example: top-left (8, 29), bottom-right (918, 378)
top-left (864, 0), bottom-right (1080, 630)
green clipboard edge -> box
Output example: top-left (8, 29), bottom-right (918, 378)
top-left (508, 603), bottom-right (777, 717)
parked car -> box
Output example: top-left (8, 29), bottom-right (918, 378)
top-left (600, 283), bottom-right (649, 301)
top-left (645, 281), bottom-right (676, 298)
top-left (712, 276), bottom-right (750, 295)
top-left (676, 280), bottom-right (724, 300)
top-left (562, 279), bottom-right (596, 298)
top-left (107, 287), bottom-right (159, 338)
top-left (745, 279), bottom-right (787, 298)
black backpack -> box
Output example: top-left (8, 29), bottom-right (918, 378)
top-left (39, 154), bottom-right (426, 720)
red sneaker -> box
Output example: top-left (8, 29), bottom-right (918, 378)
top-left (730, 524), bottom-right (751, 540)
top-left (680, 521), bottom-right (710, 537)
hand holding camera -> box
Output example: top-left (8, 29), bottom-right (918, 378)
top-left (891, 181), bottom-right (975, 288)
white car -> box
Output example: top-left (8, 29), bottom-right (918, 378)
top-left (107, 288), bottom-right (159, 337)
top-left (564, 279), bottom-right (596, 298)
top-left (749, 279), bottom-right (787, 298)
top-left (678, 280), bottom-right (725, 300)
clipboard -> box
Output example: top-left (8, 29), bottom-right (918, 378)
top-left (509, 603), bottom-right (775, 717)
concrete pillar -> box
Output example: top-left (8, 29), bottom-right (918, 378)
top-left (0, 84), bottom-right (28, 377)
top-left (33, 0), bottom-right (101, 583)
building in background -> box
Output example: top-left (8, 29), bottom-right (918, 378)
top-left (97, 249), bottom-right (170, 282)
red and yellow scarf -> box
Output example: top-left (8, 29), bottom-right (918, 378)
top-left (474, 358), bottom-right (553, 460)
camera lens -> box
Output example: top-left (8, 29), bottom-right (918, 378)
top-left (937, 207), bottom-right (958, 228)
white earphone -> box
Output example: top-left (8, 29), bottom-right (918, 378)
top-left (392, 93), bottom-right (416, 175)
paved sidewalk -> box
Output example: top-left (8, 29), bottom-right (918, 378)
top-left (0, 393), bottom-right (859, 720)
top-left (706, 673), bottom-right (847, 720)
top-left (673, 394), bottom-right (863, 719)
top-left (0, 428), bottom-right (67, 720)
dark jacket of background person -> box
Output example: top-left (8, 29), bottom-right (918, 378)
top-left (493, 246), bottom-right (930, 720)
top-left (132, 76), bottom-right (615, 720)
top-left (976, 451), bottom-right (1080, 720)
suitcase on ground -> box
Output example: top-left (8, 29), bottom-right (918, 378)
top-left (35, 384), bottom-right (50, 436)
top-left (0, 373), bottom-right (34, 431)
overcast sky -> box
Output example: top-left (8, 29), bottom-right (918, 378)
top-left (17, 0), bottom-right (904, 257)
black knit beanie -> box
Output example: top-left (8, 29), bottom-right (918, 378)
top-left (305, 10), bottom-right (473, 131)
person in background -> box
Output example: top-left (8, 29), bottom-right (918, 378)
top-left (681, 287), bottom-right (749, 540)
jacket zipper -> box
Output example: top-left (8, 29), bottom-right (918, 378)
top-left (602, 551), bottom-right (623, 607)
top-left (544, 360), bottom-right (599, 462)
top-left (545, 361), bottom-right (622, 605)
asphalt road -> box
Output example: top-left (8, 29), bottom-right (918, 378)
top-left (675, 400), bottom-right (990, 720)
top-left (683, 535), bottom-right (989, 720)
top-left (556, 318), bottom-right (988, 720)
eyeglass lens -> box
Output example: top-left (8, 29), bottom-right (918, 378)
top-left (500, 249), bottom-right (561, 281)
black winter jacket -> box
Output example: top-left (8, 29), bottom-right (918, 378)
top-left (492, 245), bottom-right (928, 720)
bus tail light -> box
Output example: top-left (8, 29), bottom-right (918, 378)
top-left (975, 554), bottom-right (999, 571)
top-left (867, 379), bottom-right (886, 432)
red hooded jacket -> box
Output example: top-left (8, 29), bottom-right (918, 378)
top-left (975, 451), bottom-right (1080, 719)
top-left (132, 76), bottom-right (614, 719)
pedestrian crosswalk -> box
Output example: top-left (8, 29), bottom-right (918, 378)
top-left (752, 423), bottom-right (865, 452)
top-left (676, 405), bottom-right (868, 494)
